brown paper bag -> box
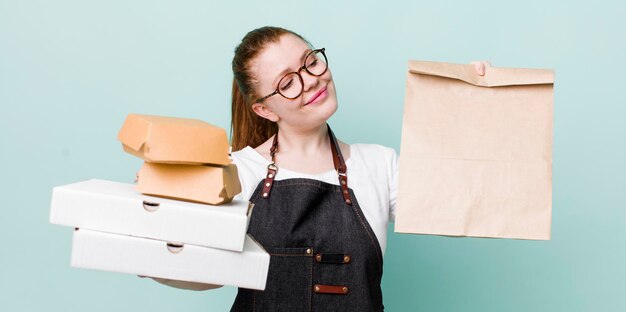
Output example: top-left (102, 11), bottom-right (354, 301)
top-left (394, 60), bottom-right (554, 240)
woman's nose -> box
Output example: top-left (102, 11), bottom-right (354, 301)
top-left (301, 70), bottom-right (319, 92)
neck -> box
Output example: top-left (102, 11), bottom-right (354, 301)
top-left (275, 123), bottom-right (330, 156)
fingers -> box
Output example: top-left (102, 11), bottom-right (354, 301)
top-left (473, 62), bottom-right (485, 76)
top-left (470, 60), bottom-right (492, 76)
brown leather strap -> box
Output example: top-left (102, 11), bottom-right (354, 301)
top-left (313, 284), bottom-right (349, 295)
top-left (262, 124), bottom-right (352, 205)
top-left (327, 125), bottom-right (352, 205)
top-left (327, 125), bottom-right (346, 174)
top-left (269, 132), bottom-right (279, 160)
top-left (261, 134), bottom-right (279, 199)
top-left (260, 164), bottom-right (277, 199)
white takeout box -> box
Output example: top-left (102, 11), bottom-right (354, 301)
top-left (50, 179), bottom-right (253, 252)
top-left (71, 229), bottom-right (269, 290)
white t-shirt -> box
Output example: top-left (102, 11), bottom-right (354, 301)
top-left (231, 144), bottom-right (398, 256)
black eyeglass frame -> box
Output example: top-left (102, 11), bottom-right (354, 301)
top-left (254, 48), bottom-right (328, 103)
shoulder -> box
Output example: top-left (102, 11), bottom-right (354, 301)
top-left (230, 147), bottom-right (268, 183)
top-left (231, 146), bottom-right (267, 166)
top-left (349, 143), bottom-right (398, 168)
top-left (347, 143), bottom-right (398, 183)
top-left (230, 146), bottom-right (269, 201)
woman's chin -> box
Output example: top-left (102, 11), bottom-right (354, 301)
top-left (291, 101), bottom-right (337, 130)
top-left (310, 94), bottom-right (337, 113)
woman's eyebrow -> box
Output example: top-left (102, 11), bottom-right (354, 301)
top-left (271, 48), bottom-right (313, 86)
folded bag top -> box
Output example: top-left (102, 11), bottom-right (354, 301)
top-left (408, 60), bottom-right (554, 87)
top-left (117, 114), bottom-right (231, 166)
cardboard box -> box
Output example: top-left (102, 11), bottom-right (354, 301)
top-left (136, 162), bottom-right (241, 205)
top-left (117, 114), bottom-right (231, 166)
top-left (50, 179), bottom-right (253, 251)
top-left (71, 229), bottom-right (269, 290)
top-left (395, 60), bottom-right (553, 240)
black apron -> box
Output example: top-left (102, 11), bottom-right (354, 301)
top-left (231, 124), bottom-right (384, 312)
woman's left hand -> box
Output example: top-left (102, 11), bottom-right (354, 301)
top-left (470, 60), bottom-right (492, 76)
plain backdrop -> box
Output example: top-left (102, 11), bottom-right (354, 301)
top-left (1, 0), bottom-right (625, 311)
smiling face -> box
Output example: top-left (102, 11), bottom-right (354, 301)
top-left (249, 34), bottom-right (338, 132)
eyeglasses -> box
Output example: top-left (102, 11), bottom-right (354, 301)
top-left (254, 48), bottom-right (328, 103)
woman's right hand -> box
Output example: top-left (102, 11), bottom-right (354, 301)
top-left (138, 275), bottom-right (223, 291)
top-left (470, 60), bottom-right (492, 76)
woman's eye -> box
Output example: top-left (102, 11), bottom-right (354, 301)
top-left (308, 59), bottom-right (318, 67)
top-left (280, 79), bottom-right (293, 90)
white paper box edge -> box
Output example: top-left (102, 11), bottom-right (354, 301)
top-left (50, 179), bottom-right (251, 251)
top-left (71, 229), bottom-right (269, 290)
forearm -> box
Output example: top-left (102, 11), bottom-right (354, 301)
top-left (144, 276), bottom-right (223, 291)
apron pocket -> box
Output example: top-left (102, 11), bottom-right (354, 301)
top-left (254, 246), bottom-right (313, 312)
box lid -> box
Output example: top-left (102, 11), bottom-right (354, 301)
top-left (117, 114), bottom-right (231, 165)
top-left (51, 179), bottom-right (253, 251)
top-left (136, 162), bottom-right (241, 205)
top-left (71, 229), bottom-right (269, 290)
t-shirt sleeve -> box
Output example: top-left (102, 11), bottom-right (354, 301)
top-left (386, 146), bottom-right (399, 223)
top-left (233, 189), bottom-right (246, 201)
top-left (232, 156), bottom-right (248, 202)
top-left (230, 151), bottom-right (260, 202)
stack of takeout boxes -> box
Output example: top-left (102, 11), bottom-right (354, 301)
top-left (49, 114), bottom-right (269, 290)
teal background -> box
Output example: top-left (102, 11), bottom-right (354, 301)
top-left (1, 0), bottom-right (624, 311)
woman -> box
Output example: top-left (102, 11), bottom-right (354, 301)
top-left (229, 26), bottom-right (394, 311)
top-left (152, 26), bottom-right (490, 311)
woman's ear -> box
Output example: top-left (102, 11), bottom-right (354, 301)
top-left (251, 103), bottom-right (280, 122)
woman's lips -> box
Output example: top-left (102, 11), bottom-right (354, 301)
top-left (305, 86), bottom-right (328, 105)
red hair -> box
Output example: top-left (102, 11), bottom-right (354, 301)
top-left (230, 26), bottom-right (310, 151)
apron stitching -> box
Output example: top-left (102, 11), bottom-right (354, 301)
top-left (250, 180), bottom-right (342, 201)
top-left (349, 197), bottom-right (383, 272)
top-left (249, 234), bottom-right (259, 312)
top-left (274, 182), bottom-right (340, 189)
top-left (308, 254), bottom-right (313, 312)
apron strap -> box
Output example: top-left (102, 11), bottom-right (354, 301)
top-left (261, 124), bottom-right (353, 205)
top-left (327, 125), bottom-right (352, 205)
top-left (261, 134), bottom-right (279, 199)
